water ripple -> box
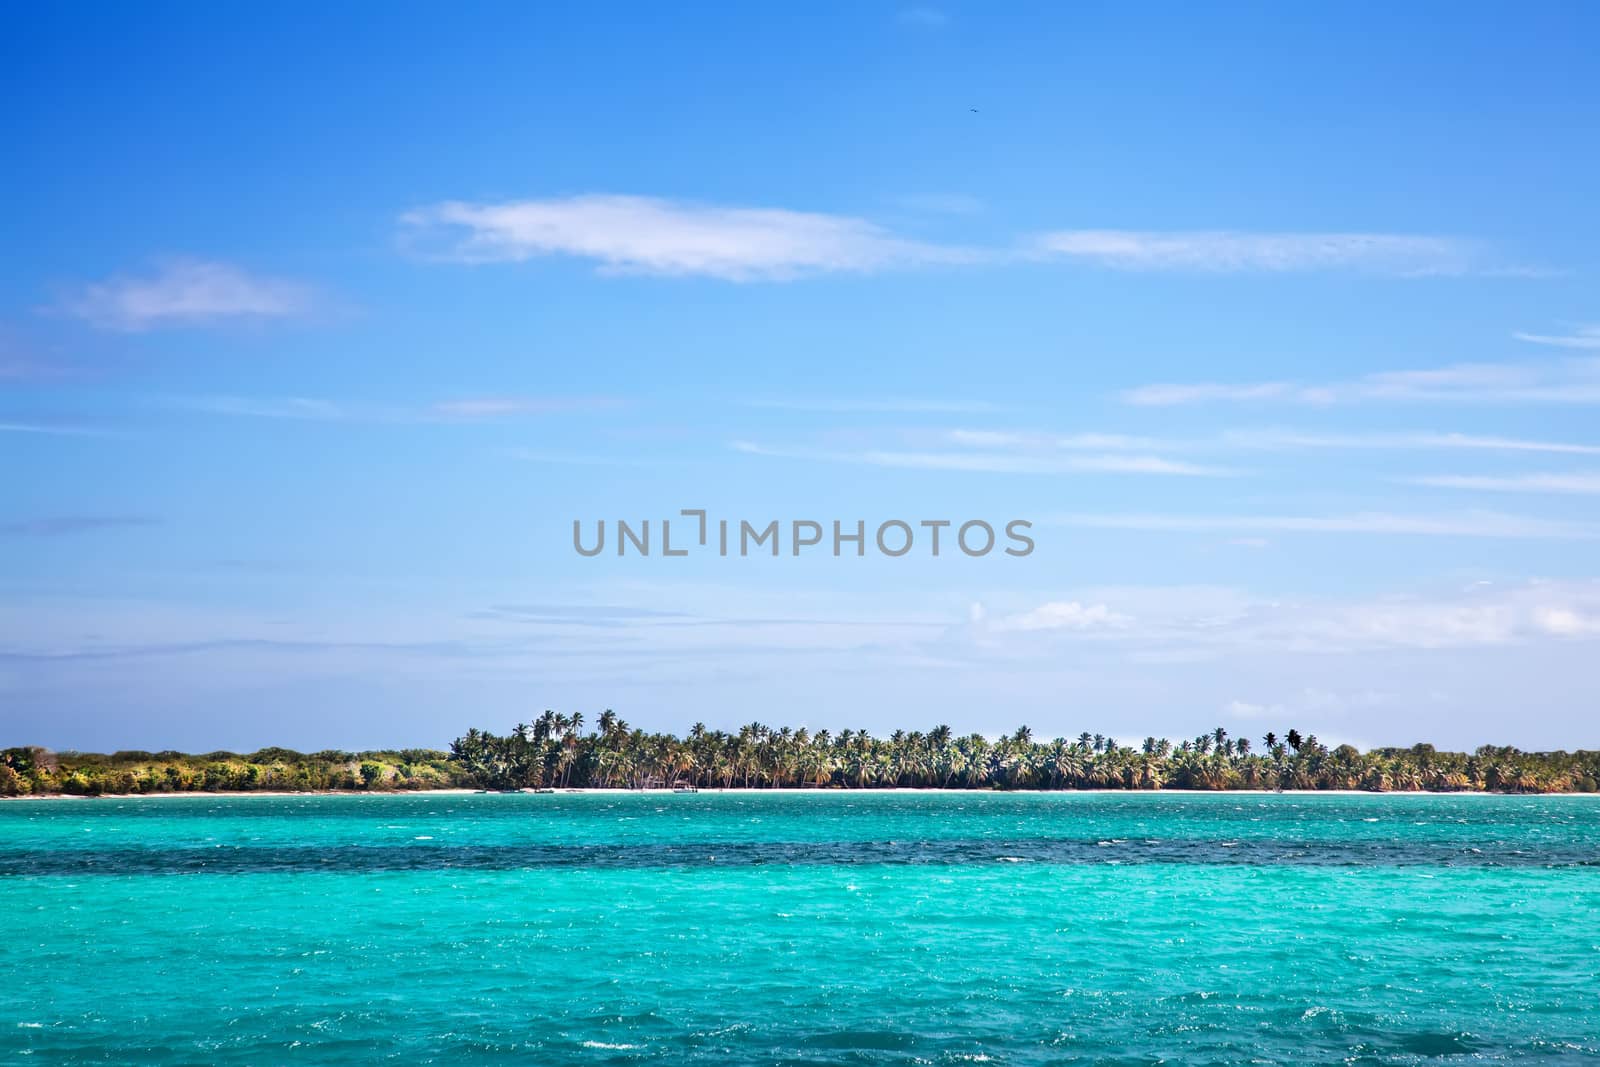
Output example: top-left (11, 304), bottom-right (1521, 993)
top-left (4, 836), bottom-right (1598, 876)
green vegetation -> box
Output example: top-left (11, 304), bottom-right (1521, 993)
top-left (453, 714), bottom-right (1597, 793)
top-left (0, 746), bottom-right (459, 797)
top-left (5, 715), bottom-right (1598, 796)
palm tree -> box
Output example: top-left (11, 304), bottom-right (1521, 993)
top-left (433, 716), bottom-right (1599, 797)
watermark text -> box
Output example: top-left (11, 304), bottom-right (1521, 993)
top-left (573, 510), bottom-right (1034, 558)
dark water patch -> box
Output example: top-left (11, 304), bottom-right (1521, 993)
top-left (796, 1030), bottom-right (922, 1051)
top-left (5, 836), bottom-right (1600, 876)
top-left (1394, 1029), bottom-right (1485, 1056)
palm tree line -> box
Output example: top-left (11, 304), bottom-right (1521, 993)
top-left (6, 718), bottom-right (1594, 796)
top-left (448, 714), bottom-right (1600, 794)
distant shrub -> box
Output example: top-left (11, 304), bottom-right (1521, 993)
top-left (249, 747), bottom-right (306, 763)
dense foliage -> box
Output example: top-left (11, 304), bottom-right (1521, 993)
top-left (0, 746), bottom-right (459, 796)
top-left (6, 714), bottom-right (1598, 796)
top-left (446, 712), bottom-right (1599, 794)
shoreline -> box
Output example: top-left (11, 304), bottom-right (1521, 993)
top-left (5, 786), bottom-right (1592, 801)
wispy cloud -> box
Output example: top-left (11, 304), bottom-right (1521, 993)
top-left (401, 194), bottom-right (1532, 286)
top-left (474, 604), bottom-right (694, 627)
top-left (960, 580), bottom-right (1600, 657)
top-left (941, 427), bottom-right (1600, 466)
top-left (428, 396), bottom-right (624, 419)
top-left (504, 449), bottom-right (665, 467)
top-left (1031, 230), bottom-right (1488, 275)
top-left (401, 195), bottom-right (972, 280)
top-left (747, 397), bottom-right (1004, 415)
top-left (1124, 358), bottom-right (1600, 406)
top-left (1051, 510), bottom-right (1597, 539)
top-left (733, 441), bottom-right (1235, 476)
top-left (1405, 472), bottom-right (1600, 495)
top-left (1124, 382), bottom-right (1310, 406)
top-left (61, 259), bottom-right (316, 331)
top-left (1223, 699), bottom-right (1284, 720)
top-left (1236, 584), bottom-right (1600, 651)
top-left (0, 420), bottom-right (108, 437)
top-left (166, 396), bottom-right (350, 421)
top-left (0, 515), bottom-right (157, 537)
top-left (729, 422), bottom-right (1597, 474)
top-left (897, 7), bottom-right (950, 28)
top-left (1220, 428), bottom-right (1600, 455)
top-left (1515, 325), bottom-right (1600, 350)
top-left (946, 429), bottom-right (1162, 450)
top-left (983, 601), bottom-right (1131, 633)
top-left (165, 394), bottom-right (622, 424)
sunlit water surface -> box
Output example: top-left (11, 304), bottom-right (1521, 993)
top-left (5, 792), bottom-right (1599, 1064)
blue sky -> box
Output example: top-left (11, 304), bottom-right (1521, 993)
top-left (4, 2), bottom-right (1600, 750)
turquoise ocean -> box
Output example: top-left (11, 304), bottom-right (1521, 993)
top-left (4, 792), bottom-right (1599, 1064)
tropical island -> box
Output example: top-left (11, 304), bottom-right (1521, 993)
top-left (4, 712), bottom-right (1598, 796)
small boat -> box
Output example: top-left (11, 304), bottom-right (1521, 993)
top-left (534, 787), bottom-right (556, 794)
top-left (671, 781), bottom-right (698, 793)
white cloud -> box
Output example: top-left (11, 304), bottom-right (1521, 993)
top-left (946, 429), bottom-right (1163, 450)
top-left (505, 450), bottom-right (662, 467)
top-left (733, 423), bottom-right (1600, 478)
top-left (1515, 325), bottom-right (1600, 350)
top-left (1121, 382), bottom-right (1307, 405)
top-left (948, 427), bottom-right (1600, 457)
top-left (1051, 510), bottom-right (1598, 539)
top-left (732, 441), bottom-right (1235, 476)
top-left (1535, 607), bottom-right (1600, 636)
top-left (168, 396), bottom-right (350, 420)
top-left (428, 396), bottom-right (622, 419)
top-left (400, 195), bottom-right (1532, 285)
top-left (1032, 230), bottom-right (1483, 275)
top-left (1224, 699), bottom-right (1283, 720)
top-left (1252, 586), bottom-right (1600, 651)
top-left (400, 195), bottom-right (972, 280)
top-left (956, 580), bottom-right (1600, 659)
top-left (1222, 428), bottom-right (1600, 455)
top-left (988, 601), bottom-right (1131, 633)
top-left (1226, 689), bottom-right (1390, 724)
top-left (0, 420), bottom-right (106, 436)
top-left (1124, 358), bottom-right (1600, 406)
top-left (165, 394), bottom-right (618, 423)
top-left (1406, 472), bottom-right (1600, 495)
top-left (62, 260), bottom-right (315, 331)
top-left (747, 397), bottom-right (1003, 414)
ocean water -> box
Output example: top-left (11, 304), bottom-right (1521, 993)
top-left (4, 792), bottom-right (1599, 1064)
